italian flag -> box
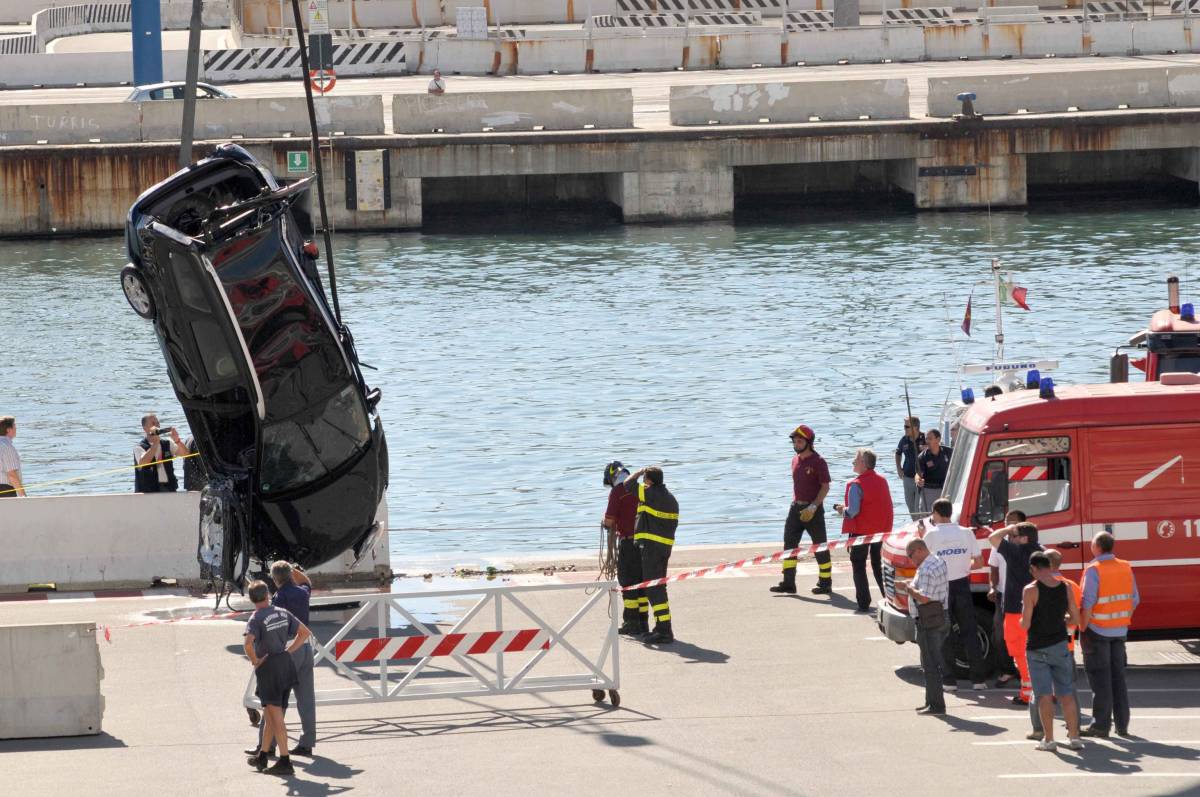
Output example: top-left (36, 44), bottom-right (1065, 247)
top-left (999, 276), bottom-right (1030, 310)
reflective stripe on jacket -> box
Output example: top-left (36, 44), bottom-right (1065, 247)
top-left (1086, 557), bottom-right (1135, 630)
top-left (634, 481), bottom-right (679, 547)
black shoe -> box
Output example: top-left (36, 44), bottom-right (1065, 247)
top-left (1116, 726), bottom-right (1131, 737)
top-left (769, 583), bottom-right (797, 594)
top-left (810, 582), bottom-right (832, 595)
top-left (917, 706), bottom-right (946, 715)
top-left (263, 757), bottom-right (294, 776)
top-left (1011, 695), bottom-right (1030, 706)
top-left (914, 704), bottom-right (930, 712)
top-left (244, 747), bottom-right (265, 757)
top-left (855, 605), bottom-right (871, 614)
top-left (1079, 726), bottom-right (1109, 739)
top-left (644, 628), bottom-right (675, 644)
top-left (290, 745), bottom-right (313, 757)
top-left (247, 752), bottom-right (269, 771)
top-left (618, 622), bottom-right (643, 636)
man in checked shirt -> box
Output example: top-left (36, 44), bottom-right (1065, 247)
top-left (897, 538), bottom-right (950, 715)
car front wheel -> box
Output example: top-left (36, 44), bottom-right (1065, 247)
top-left (121, 265), bottom-right (156, 319)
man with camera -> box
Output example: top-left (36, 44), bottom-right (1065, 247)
top-left (134, 413), bottom-right (186, 493)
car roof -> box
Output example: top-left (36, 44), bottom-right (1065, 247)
top-left (961, 381), bottom-right (1200, 434)
top-left (132, 81), bottom-right (220, 91)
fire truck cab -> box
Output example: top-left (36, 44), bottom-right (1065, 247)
top-left (878, 378), bottom-right (1200, 675)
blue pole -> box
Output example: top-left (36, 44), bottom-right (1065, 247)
top-left (130, 0), bottom-right (164, 86)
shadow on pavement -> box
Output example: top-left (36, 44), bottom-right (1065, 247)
top-left (642, 639), bottom-right (730, 664)
top-left (0, 732), bottom-right (126, 752)
top-left (931, 713), bottom-right (1007, 736)
top-left (785, 591), bottom-right (858, 610)
top-left (311, 704), bottom-right (656, 745)
top-left (597, 732), bottom-right (654, 748)
top-left (281, 776), bottom-right (355, 796)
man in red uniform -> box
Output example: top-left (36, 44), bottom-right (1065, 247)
top-left (834, 448), bottom-right (893, 613)
top-left (602, 461), bottom-right (646, 635)
top-left (771, 425), bottom-right (833, 595)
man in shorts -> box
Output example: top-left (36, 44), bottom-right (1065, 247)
top-left (244, 579), bottom-right (312, 775)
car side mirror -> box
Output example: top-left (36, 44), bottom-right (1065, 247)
top-left (366, 387), bottom-right (382, 410)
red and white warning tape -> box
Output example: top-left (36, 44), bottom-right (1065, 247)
top-left (334, 629), bottom-right (551, 662)
top-left (621, 529), bottom-right (914, 591)
top-left (97, 609), bottom-right (251, 642)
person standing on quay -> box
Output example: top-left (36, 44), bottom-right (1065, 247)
top-left (922, 498), bottom-right (987, 691)
top-left (894, 416), bottom-right (925, 519)
top-left (622, 466), bottom-right (678, 645)
top-left (898, 538), bottom-right (950, 715)
top-left (134, 414), bottom-right (186, 493)
top-left (771, 425), bottom-right (833, 595)
top-left (1079, 531), bottom-right (1139, 739)
top-left (1021, 551), bottom-right (1084, 751)
top-left (989, 509), bottom-right (1025, 687)
top-left (990, 521), bottom-right (1044, 706)
top-left (603, 461), bottom-right (647, 636)
top-left (914, 429), bottom-right (951, 512)
top-left (0, 416), bottom-right (25, 497)
top-left (834, 447), bottom-right (892, 613)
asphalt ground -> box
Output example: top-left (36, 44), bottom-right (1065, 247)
top-left (2, 547), bottom-right (1199, 797)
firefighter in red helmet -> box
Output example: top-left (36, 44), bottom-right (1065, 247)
top-left (771, 425), bottom-right (833, 595)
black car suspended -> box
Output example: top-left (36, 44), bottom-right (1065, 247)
top-left (121, 144), bottom-right (388, 585)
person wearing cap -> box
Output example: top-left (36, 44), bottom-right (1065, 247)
top-left (622, 466), bottom-right (679, 645)
top-left (771, 425), bottom-right (833, 595)
top-left (602, 461), bottom-right (647, 636)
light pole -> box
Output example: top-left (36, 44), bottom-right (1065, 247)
top-left (130, 0), bottom-right (164, 86)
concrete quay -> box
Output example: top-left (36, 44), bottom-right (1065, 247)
top-left (1, 548), bottom-right (1198, 796)
top-left (5, 58), bottom-right (1200, 235)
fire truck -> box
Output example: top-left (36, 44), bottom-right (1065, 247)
top-left (1111, 275), bottom-right (1200, 382)
top-left (878, 280), bottom-right (1200, 674)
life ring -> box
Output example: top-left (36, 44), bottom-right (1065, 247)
top-left (309, 68), bottom-right (336, 93)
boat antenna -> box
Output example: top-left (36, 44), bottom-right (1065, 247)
top-left (903, 379), bottom-right (915, 425)
top-left (287, 0), bottom-right (343, 325)
top-left (991, 257), bottom-right (1005, 365)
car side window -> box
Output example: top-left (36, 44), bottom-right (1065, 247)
top-left (198, 86), bottom-right (214, 98)
top-left (149, 88), bottom-right (165, 100)
top-left (977, 456), bottom-right (1072, 522)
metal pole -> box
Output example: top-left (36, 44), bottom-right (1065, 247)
top-left (178, 0), bottom-right (204, 169)
top-left (991, 258), bottom-right (1005, 363)
top-left (288, 0), bottom-right (343, 324)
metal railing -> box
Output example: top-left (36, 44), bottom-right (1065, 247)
top-left (243, 580), bottom-right (621, 710)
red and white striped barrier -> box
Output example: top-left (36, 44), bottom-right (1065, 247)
top-left (334, 629), bottom-right (551, 662)
top-left (622, 529), bottom-right (914, 591)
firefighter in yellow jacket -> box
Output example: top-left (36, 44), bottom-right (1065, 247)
top-left (621, 466), bottom-right (679, 645)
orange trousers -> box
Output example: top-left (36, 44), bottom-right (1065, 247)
top-left (1004, 612), bottom-right (1032, 701)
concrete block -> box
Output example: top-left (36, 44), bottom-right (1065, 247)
top-left (1087, 19), bottom-right (1136, 54)
top-left (1132, 18), bottom-right (1189, 53)
top-left (927, 67), bottom-right (1169, 116)
top-left (787, 25), bottom-right (925, 64)
top-left (835, 0), bottom-right (862, 26)
top-left (710, 29), bottom-right (785, 68)
top-left (590, 29), bottom-right (687, 71)
top-left (609, 167), bottom-right (734, 222)
top-left (978, 4), bottom-right (1040, 15)
top-left (1166, 66), bottom-right (1200, 106)
top-left (140, 95), bottom-right (385, 142)
top-left (982, 21), bottom-right (1086, 57)
top-left (422, 37), bottom-right (503, 75)
top-left (0, 102), bottom-right (142, 146)
top-left (670, 78), bottom-right (909, 124)
top-left (514, 34), bottom-right (589, 74)
top-left (445, 0), bottom-right (613, 24)
top-left (0, 623), bottom-right (104, 739)
top-left (923, 23), bottom-right (986, 60)
top-left (393, 88), bottom-right (633, 133)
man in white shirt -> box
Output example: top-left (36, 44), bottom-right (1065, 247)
top-left (0, 416), bottom-right (25, 497)
top-left (427, 69), bottom-right (446, 95)
top-left (920, 497), bottom-right (986, 691)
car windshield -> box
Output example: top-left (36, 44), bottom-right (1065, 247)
top-left (259, 384), bottom-right (370, 494)
top-left (944, 429), bottom-right (979, 513)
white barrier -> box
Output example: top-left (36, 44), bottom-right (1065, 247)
top-left (0, 101), bottom-right (143, 145)
top-left (140, 95), bottom-right (386, 140)
top-left (670, 78), bottom-right (910, 124)
top-left (0, 492), bottom-right (390, 590)
top-left (0, 50), bottom-right (190, 88)
top-left (926, 66), bottom-right (1191, 115)
top-left (0, 622), bottom-right (104, 739)
top-left (243, 581), bottom-right (621, 709)
top-left (787, 25), bottom-right (925, 64)
top-left (589, 28), bottom-right (687, 71)
top-left (514, 33), bottom-right (589, 74)
top-left (393, 88), bottom-right (633, 133)
top-left (696, 28), bottom-right (783, 69)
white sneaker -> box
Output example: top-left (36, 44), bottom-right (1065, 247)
top-left (973, 682), bottom-right (987, 690)
top-left (1066, 737), bottom-right (1085, 751)
top-left (1035, 739), bottom-right (1057, 752)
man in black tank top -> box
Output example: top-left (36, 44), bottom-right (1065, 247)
top-left (1020, 551), bottom-right (1083, 751)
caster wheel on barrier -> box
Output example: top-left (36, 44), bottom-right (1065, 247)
top-left (592, 689), bottom-right (606, 703)
top-left (608, 690), bottom-right (621, 708)
top-left (247, 707), bottom-right (261, 727)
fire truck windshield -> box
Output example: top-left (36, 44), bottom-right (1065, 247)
top-left (944, 429), bottom-right (979, 511)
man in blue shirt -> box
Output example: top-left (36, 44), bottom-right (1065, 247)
top-left (248, 561), bottom-right (316, 757)
top-left (1079, 531), bottom-right (1140, 739)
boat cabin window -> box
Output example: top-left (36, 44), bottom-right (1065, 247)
top-left (976, 454), bottom-right (1071, 524)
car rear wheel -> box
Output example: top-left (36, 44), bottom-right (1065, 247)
top-left (121, 265), bottom-right (156, 319)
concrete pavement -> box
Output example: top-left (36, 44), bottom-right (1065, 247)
top-left (2, 546), bottom-right (1198, 796)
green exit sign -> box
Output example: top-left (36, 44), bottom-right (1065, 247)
top-left (286, 150), bottom-right (310, 173)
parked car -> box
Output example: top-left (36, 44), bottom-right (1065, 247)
top-left (121, 144), bottom-right (387, 584)
top-left (124, 81), bottom-right (235, 102)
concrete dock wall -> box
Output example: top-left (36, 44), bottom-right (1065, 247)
top-left (670, 78), bottom-right (910, 124)
top-left (0, 622), bottom-right (104, 739)
top-left (393, 88), bottom-right (634, 133)
top-left (0, 492), bottom-right (391, 591)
